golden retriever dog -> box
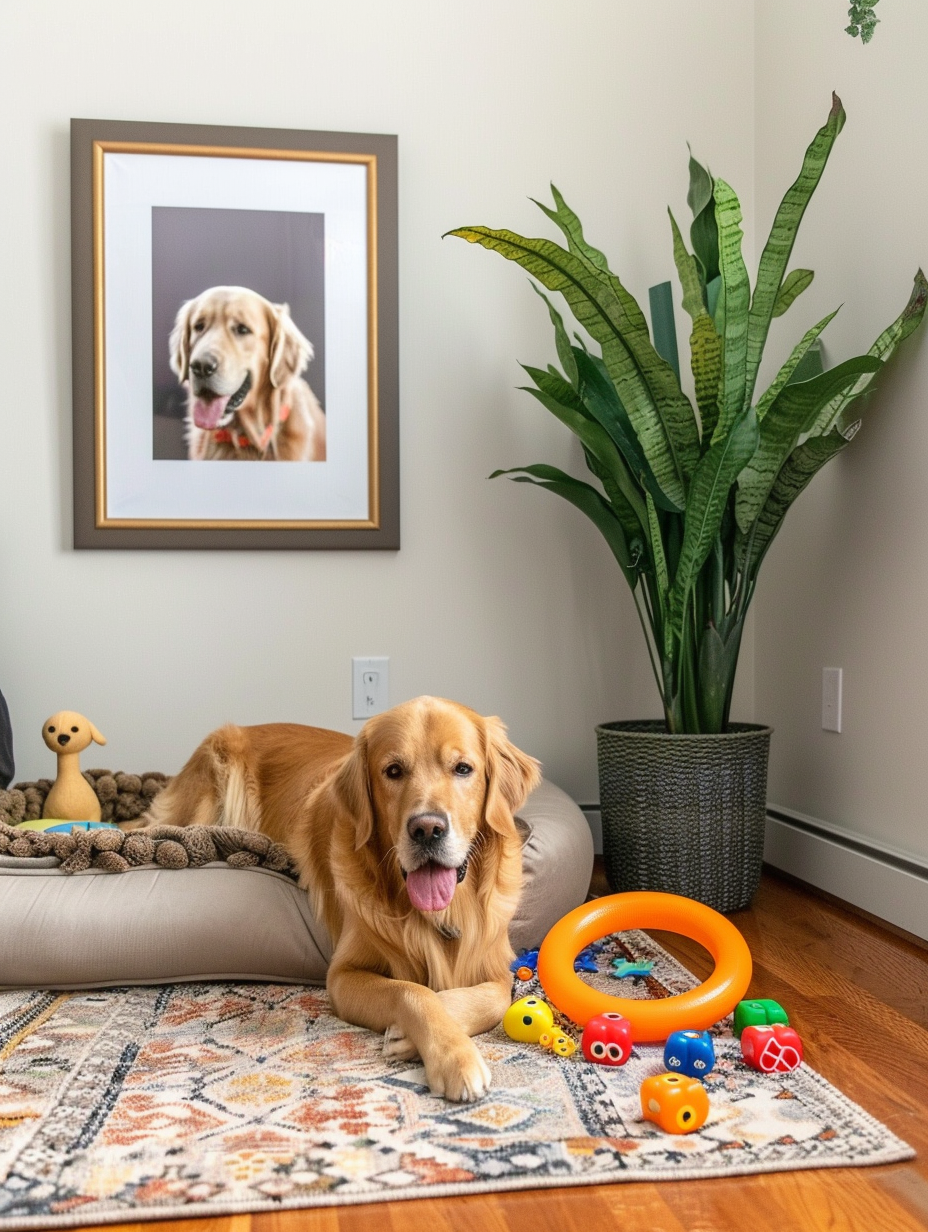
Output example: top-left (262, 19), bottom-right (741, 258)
top-left (142, 696), bottom-right (541, 1101)
top-left (169, 286), bottom-right (326, 461)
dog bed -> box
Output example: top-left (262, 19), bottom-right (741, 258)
top-left (0, 780), bottom-right (593, 990)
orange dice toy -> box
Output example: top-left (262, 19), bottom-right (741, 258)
top-left (640, 1073), bottom-right (709, 1134)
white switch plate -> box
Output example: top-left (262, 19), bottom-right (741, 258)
top-left (352, 657), bottom-right (389, 719)
top-left (822, 667), bottom-right (842, 733)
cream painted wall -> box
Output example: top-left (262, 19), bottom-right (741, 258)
top-left (753, 1), bottom-right (928, 861)
top-left (0, 1), bottom-right (754, 794)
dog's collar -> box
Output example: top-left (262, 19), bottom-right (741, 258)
top-left (214, 404), bottom-right (290, 451)
top-left (225, 371), bottom-right (253, 412)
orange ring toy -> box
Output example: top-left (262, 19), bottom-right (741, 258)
top-left (536, 891), bottom-right (752, 1043)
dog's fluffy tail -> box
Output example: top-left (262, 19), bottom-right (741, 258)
top-left (140, 724), bottom-right (262, 832)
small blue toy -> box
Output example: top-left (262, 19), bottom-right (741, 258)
top-left (663, 1029), bottom-right (716, 1079)
top-left (510, 950), bottom-right (539, 974)
top-left (573, 943), bottom-right (604, 974)
top-left (611, 959), bottom-right (655, 979)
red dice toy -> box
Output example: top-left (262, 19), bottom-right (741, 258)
top-left (741, 1024), bottom-right (804, 1073)
top-left (581, 1012), bottom-right (632, 1066)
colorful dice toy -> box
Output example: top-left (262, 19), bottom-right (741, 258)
top-left (663, 1029), bottom-right (716, 1079)
top-left (741, 1024), bottom-right (804, 1073)
top-left (640, 1072), bottom-right (710, 1134)
top-left (581, 1012), bottom-right (633, 1066)
top-left (502, 996), bottom-right (555, 1043)
top-left (733, 998), bottom-right (789, 1038)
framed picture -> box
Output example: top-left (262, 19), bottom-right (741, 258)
top-left (71, 118), bottom-right (398, 549)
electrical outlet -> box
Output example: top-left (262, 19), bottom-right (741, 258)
top-left (822, 667), bottom-right (842, 733)
top-left (352, 657), bottom-right (389, 719)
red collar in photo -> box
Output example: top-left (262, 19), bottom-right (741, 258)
top-left (213, 404), bottom-right (290, 451)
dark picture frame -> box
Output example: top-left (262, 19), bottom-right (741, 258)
top-left (71, 118), bottom-right (399, 549)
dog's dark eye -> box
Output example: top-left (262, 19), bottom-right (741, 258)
top-left (47, 726), bottom-right (55, 733)
top-left (384, 763), bottom-right (404, 780)
top-left (192, 320), bottom-right (205, 333)
top-left (233, 323), bottom-right (251, 336)
top-left (70, 726), bottom-right (79, 733)
top-left (453, 762), bottom-right (473, 776)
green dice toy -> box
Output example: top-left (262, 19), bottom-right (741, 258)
top-left (733, 999), bottom-right (789, 1038)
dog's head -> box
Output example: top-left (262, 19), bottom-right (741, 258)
top-left (169, 286), bottom-right (312, 431)
top-left (330, 696), bottom-right (541, 915)
top-left (42, 711), bottom-right (106, 756)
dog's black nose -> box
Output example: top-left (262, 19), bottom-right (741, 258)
top-left (407, 812), bottom-right (448, 845)
top-left (56, 734), bottom-right (70, 746)
top-left (190, 354), bottom-right (218, 379)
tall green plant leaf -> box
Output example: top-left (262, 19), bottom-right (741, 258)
top-left (745, 94), bottom-right (846, 403)
top-left (687, 150), bottom-right (719, 286)
top-left (491, 464), bottom-right (637, 586)
top-left (809, 269), bottom-right (928, 437)
top-left (772, 269), bottom-right (815, 317)
top-left (735, 355), bottom-right (882, 534)
top-left (529, 283), bottom-right (578, 386)
top-left (518, 370), bottom-right (648, 535)
top-left (530, 188), bottom-right (702, 475)
top-left (644, 492), bottom-right (670, 652)
top-left (649, 282), bottom-right (681, 382)
top-left (447, 225), bottom-right (697, 506)
top-left (736, 430), bottom-right (850, 579)
top-left (668, 407), bottom-right (759, 639)
top-left (670, 210), bottom-right (722, 442)
top-left (532, 184), bottom-right (611, 273)
top-left (755, 309), bottom-right (840, 419)
top-left (697, 622), bottom-right (741, 733)
top-left (712, 179), bottom-right (751, 441)
top-left (570, 349), bottom-right (680, 511)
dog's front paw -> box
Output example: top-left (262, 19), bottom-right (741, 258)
top-left (383, 1024), bottom-right (419, 1062)
top-left (424, 1037), bottom-right (492, 1103)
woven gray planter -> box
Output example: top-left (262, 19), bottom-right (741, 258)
top-left (596, 721), bottom-right (772, 913)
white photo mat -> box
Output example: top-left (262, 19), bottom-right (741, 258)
top-left (102, 151), bottom-right (370, 522)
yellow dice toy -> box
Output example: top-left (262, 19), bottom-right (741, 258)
top-left (503, 996), bottom-right (555, 1043)
top-left (640, 1072), bottom-right (709, 1135)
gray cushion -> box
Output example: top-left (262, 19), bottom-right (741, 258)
top-left (0, 780), bottom-right (592, 990)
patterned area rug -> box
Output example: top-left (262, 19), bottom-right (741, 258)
top-left (0, 932), bottom-right (912, 1228)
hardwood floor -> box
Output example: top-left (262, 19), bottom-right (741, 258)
top-left (83, 868), bottom-right (928, 1232)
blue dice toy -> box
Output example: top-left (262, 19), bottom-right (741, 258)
top-left (663, 1029), bottom-right (716, 1079)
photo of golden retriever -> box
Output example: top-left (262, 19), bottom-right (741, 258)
top-left (141, 696), bottom-right (541, 1102)
top-left (169, 286), bottom-right (327, 461)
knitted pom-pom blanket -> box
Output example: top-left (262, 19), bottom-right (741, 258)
top-left (0, 771), bottom-right (298, 878)
top-left (0, 820), bottom-right (298, 877)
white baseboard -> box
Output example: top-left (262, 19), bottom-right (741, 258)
top-left (583, 800), bottom-right (928, 942)
top-left (765, 805), bottom-right (928, 942)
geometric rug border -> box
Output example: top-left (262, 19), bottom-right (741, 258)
top-left (0, 1143), bottom-right (916, 1232)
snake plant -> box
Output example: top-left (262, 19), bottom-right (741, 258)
top-left (448, 94), bottom-right (926, 734)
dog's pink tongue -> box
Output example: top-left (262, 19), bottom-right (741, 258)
top-left (193, 395), bottom-right (231, 430)
top-left (406, 863), bottom-right (457, 912)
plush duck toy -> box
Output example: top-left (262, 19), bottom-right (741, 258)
top-left (41, 711), bottom-right (107, 822)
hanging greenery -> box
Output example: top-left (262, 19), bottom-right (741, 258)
top-left (846, 0), bottom-right (880, 43)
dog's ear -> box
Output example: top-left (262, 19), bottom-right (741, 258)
top-left (268, 303), bottom-right (313, 388)
top-left (89, 723), bottom-right (107, 747)
top-left (330, 734), bottom-right (375, 851)
top-left (483, 716), bottom-right (542, 835)
top-left (169, 299), bottom-right (195, 381)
